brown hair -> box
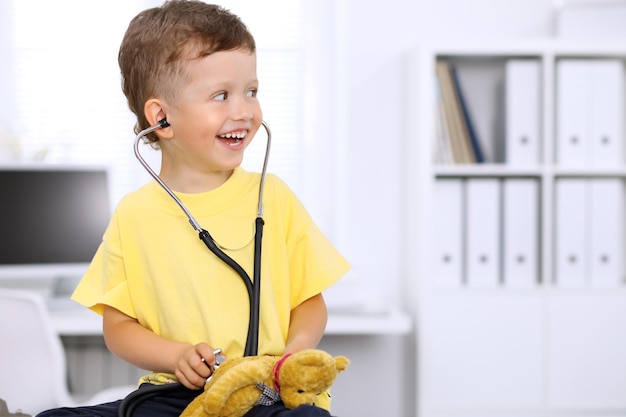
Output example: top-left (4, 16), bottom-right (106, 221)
top-left (119, 0), bottom-right (256, 142)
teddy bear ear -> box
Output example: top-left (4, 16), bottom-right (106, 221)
top-left (334, 356), bottom-right (350, 372)
top-left (292, 349), bottom-right (333, 366)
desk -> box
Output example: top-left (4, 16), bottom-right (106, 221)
top-left (50, 308), bottom-right (104, 336)
top-left (50, 306), bottom-right (412, 337)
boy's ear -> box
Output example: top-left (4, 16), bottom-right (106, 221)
top-left (145, 99), bottom-right (173, 139)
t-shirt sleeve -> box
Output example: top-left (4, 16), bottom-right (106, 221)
top-left (271, 176), bottom-right (350, 308)
top-left (288, 217), bottom-right (351, 307)
top-left (71, 209), bottom-right (136, 318)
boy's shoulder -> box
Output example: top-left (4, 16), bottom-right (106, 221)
top-left (119, 181), bottom-right (154, 202)
top-left (236, 169), bottom-right (295, 200)
top-left (264, 172), bottom-right (293, 195)
top-left (114, 181), bottom-right (158, 214)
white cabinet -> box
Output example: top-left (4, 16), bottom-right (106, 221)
top-left (409, 40), bottom-right (626, 417)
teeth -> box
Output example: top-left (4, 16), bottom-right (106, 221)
top-left (219, 131), bottom-right (247, 139)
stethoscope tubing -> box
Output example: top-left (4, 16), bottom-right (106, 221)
top-left (133, 120), bottom-right (271, 356)
top-left (119, 120), bottom-right (271, 417)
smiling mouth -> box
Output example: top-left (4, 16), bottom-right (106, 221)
top-left (218, 130), bottom-right (247, 147)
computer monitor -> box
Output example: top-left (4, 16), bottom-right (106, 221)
top-left (0, 164), bottom-right (111, 289)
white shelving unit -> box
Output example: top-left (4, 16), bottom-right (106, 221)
top-left (408, 40), bottom-right (626, 417)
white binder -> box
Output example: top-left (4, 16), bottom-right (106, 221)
top-left (555, 179), bottom-right (587, 287)
top-left (503, 178), bottom-right (539, 288)
top-left (466, 178), bottom-right (500, 288)
top-left (589, 179), bottom-right (625, 287)
top-left (590, 60), bottom-right (624, 166)
top-left (557, 60), bottom-right (589, 165)
top-left (557, 59), bottom-right (624, 166)
top-left (505, 59), bottom-right (541, 165)
top-left (434, 179), bottom-right (464, 288)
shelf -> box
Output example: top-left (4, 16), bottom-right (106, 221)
top-left (421, 39), bottom-right (626, 57)
top-left (435, 164), bottom-right (626, 178)
top-left (553, 166), bottom-right (626, 177)
top-left (435, 164), bottom-right (543, 177)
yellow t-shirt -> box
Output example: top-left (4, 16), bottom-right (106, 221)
top-left (72, 167), bottom-right (350, 409)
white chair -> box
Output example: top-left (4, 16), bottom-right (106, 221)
top-left (0, 288), bottom-right (136, 416)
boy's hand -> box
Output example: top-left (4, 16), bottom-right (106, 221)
top-left (175, 342), bottom-right (223, 389)
top-left (102, 306), bottom-right (227, 389)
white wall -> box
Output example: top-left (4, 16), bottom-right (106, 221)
top-left (0, 1), bottom-right (16, 155)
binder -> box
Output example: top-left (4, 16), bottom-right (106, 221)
top-left (555, 179), bottom-right (587, 287)
top-left (505, 59), bottom-right (541, 165)
top-left (557, 60), bottom-right (589, 165)
top-left (589, 179), bottom-right (625, 287)
top-left (502, 178), bottom-right (539, 288)
top-left (465, 178), bottom-right (500, 288)
top-left (557, 59), bottom-right (624, 166)
top-left (434, 179), bottom-right (464, 288)
top-left (590, 60), bottom-right (624, 166)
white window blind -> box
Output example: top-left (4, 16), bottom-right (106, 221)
top-left (2, 0), bottom-right (305, 209)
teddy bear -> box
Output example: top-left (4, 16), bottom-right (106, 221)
top-left (180, 349), bottom-right (349, 417)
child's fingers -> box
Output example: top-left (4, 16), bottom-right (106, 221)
top-left (196, 343), bottom-right (220, 371)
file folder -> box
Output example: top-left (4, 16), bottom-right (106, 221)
top-left (503, 178), bottom-right (539, 288)
top-left (555, 179), bottom-right (587, 287)
top-left (434, 179), bottom-right (464, 288)
top-left (466, 178), bottom-right (500, 288)
top-left (557, 60), bottom-right (589, 165)
top-left (557, 59), bottom-right (624, 166)
top-left (589, 179), bottom-right (625, 287)
top-left (506, 59), bottom-right (541, 165)
top-left (590, 60), bottom-right (624, 166)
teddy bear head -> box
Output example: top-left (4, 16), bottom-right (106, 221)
top-left (274, 349), bottom-right (350, 409)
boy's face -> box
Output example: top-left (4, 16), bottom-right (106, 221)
top-left (160, 48), bottom-right (262, 177)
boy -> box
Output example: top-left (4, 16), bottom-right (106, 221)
top-left (36, 1), bottom-right (349, 416)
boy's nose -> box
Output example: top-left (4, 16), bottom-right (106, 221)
top-left (231, 97), bottom-right (255, 121)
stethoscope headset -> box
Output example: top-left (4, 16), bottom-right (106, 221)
top-left (118, 118), bottom-right (271, 417)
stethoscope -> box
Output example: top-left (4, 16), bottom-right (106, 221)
top-left (118, 118), bottom-right (271, 417)
top-left (134, 117), bottom-right (271, 356)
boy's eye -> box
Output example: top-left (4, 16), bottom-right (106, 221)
top-left (215, 92), bottom-right (227, 101)
top-left (247, 89), bottom-right (257, 98)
